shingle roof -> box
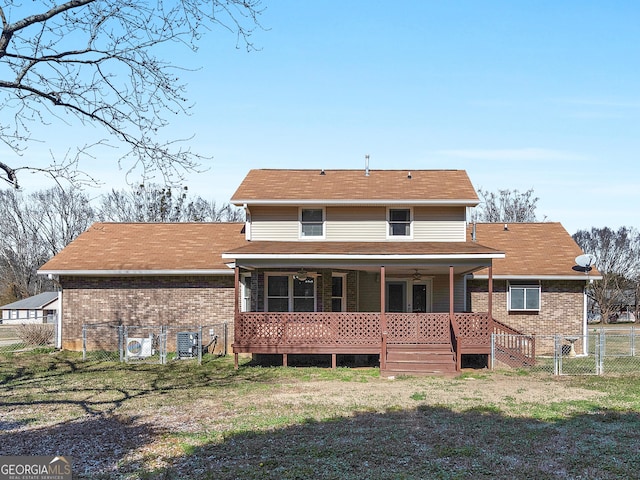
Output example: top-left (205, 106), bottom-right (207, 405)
top-left (231, 169), bottom-right (479, 204)
top-left (469, 222), bottom-right (601, 278)
top-left (38, 223), bottom-right (248, 273)
top-left (224, 241), bottom-right (501, 257)
top-left (1, 291), bottom-right (58, 310)
top-left (38, 221), bottom-right (594, 280)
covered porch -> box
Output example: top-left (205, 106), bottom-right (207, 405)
top-left (224, 242), bottom-right (534, 375)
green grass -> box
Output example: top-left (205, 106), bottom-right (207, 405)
top-left (2, 351), bottom-right (640, 479)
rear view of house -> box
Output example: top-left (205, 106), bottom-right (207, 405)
top-left (38, 168), bottom-right (597, 375)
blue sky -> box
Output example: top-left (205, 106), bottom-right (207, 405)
top-left (12, 1), bottom-right (640, 234)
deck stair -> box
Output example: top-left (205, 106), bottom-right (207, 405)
top-left (383, 343), bottom-right (456, 376)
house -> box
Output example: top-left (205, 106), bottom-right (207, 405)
top-left (1, 291), bottom-right (59, 324)
top-left (38, 169), bottom-right (598, 374)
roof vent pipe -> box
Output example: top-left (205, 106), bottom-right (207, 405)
top-left (504, 224), bottom-right (509, 231)
top-left (407, 171), bottom-right (412, 179)
top-left (320, 169), bottom-right (325, 175)
top-left (365, 154), bottom-right (370, 176)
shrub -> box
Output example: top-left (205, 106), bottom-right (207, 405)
top-left (16, 324), bottom-right (55, 346)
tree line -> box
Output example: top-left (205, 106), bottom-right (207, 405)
top-left (0, 184), bottom-right (243, 304)
top-left (2, 185), bottom-right (638, 325)
top-left (474, 188), bottom-right (640, 324)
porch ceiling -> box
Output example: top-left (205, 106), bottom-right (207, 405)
top-left (223, 240), bottom-right (504, 275)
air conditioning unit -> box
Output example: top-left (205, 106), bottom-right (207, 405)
top-left (126, 337), bottom-right (153, 358)
top-left (177, 331), bottom-right (199, 358)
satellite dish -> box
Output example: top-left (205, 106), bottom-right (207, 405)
top-left (576, 253), bottom-right (596, 272)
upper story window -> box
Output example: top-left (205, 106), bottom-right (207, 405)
top-left (388, 208), bottom-right (411, 237)
top-left (300, 208), bottom-right (324, 238)
top-left (508, 283), bottom-right (541, 311)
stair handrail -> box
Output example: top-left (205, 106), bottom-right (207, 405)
top-left (449, 315), bottom-right (461, 371)
top-left (493, 319), bottom-right (536, 365)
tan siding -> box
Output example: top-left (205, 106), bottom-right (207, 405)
top-left (414, 206), bottom-right (466, 222)
top-left (249, 206), bottom-right (299, 240)
top-left (325, 206), bottom-right (387, 241)
top-left (358, 272), bottom-right (381, 311)
top-left (413, 221), bottom-right (467, 241)
top-left (413, 206), bottom-right (467, 241)
top-left (431, 275), bottom-right (465, 312)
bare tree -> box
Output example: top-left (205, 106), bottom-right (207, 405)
top-left (98, 183), bottom-right (244, 222)
top-left (0, 186), bottom-right (93, 301)
top-left (573, 227), bottom-right (640, 323)
top-left (0, 0), bottom-right (264, 188)
top-left (475, 188), bottom-right (539, 223)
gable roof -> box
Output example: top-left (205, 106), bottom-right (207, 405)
top-left (469, 222), bottom-right (602, 280)
top-left (231, 169), bottom-right (479, 205)
top-left (1, 291), bottom-right (59, 310)
top-left (38, 223), bottom-right (248, 275)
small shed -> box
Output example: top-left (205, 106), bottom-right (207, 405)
top-left (1, 292), bottom-right (59, 324)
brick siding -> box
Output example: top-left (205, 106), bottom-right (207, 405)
top-left (60, 275), bottom-right (235, 350)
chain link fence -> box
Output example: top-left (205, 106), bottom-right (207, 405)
top-left (492, 327), bottom-right (640, 375)
top-left (82, 322), bottom-right (232, 364)
top-left (0, 318), bottom-right (57, 354)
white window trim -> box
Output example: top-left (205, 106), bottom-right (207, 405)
top-left (298, 207), bottom-right (326, 240)
top-left (240, 273), bottom-right (252, 312)
top-left (386, 207), bottom-right (413, 240)
top-left (264, 272), bottom-right (318, 312)
top-left (507, 282), bottom-right (541, 312)
top-left (332, 273), bottom-right (347, 312)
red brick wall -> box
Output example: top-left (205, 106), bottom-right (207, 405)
top-left (468, 279), bottom-right (586, 353)
top-left (60, 275), bottom-right (235, 350)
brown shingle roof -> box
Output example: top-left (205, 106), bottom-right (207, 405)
top-left (470, 222), bottom-right (601, 278)
top-left (224, 241), bottom-right (501, 257)
top-left (38, 223), bottom-right (247, 273)
top-left (231, 169), bottom-right (479, 204)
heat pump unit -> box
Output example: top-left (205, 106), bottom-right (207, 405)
top-left (177, 331), bottom-right (199, 358)
top-left (126, 337), bottom-right (153, 358)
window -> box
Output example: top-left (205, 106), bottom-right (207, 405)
top-left (388, 209), bottom-right (411, 236)
top-left (332, 274), bottom-right (346, 312)
top-left (241, 274), bottom-right (252, 312)
top-left (267, 275), bottom-right (289, 312)
top-left (266, 274), bottom-right (316, 312)
top-left (301, 209), bottom-right (324, 237)
top-left (509, 284), bottom-right (540, 311)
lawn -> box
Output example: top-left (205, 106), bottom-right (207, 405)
top-left (2, 350), bottom-right (640, 479)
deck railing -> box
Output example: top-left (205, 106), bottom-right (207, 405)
top-left (234, 312), bottom-right (381, 347)
top-left (235, 312), bottom-right (489, 350)
top-left (386, 313), bottom-right (451, 344)
top-left (493, 319), bottom-right (536, 366)
top-left (234, 311), bottom-right (534, 368)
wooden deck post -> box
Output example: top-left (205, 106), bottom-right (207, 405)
top-left (234, 265), bottom-right (239, 370)
top-left (449, 265), bottom-right (454, 319)
top-left (488, 264), bottom-right (494, 367)
top-left (450, 265), bottom-right (460, 371)
top-left (380, 265), bottom-right (387, 371)
top-left (488, 265), bottom-right (493, 322)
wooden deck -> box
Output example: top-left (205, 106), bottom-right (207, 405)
top-left (233, 312), bottom-right (535, 373)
